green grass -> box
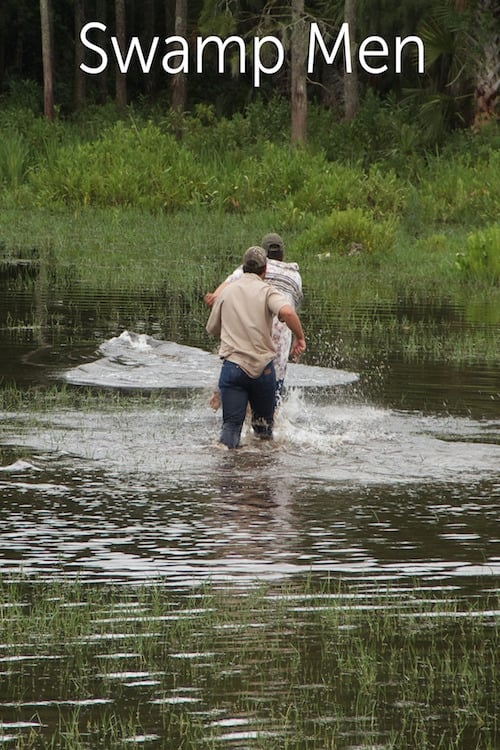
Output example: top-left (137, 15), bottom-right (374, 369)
top-left (0, 102), bottom-right (498, 372)
top-left (0, 205), bottom-right (496, 297)
top-left (1, 205), bottom-right (498, 371)
top-left (0, 576), bottom-right (498, 749)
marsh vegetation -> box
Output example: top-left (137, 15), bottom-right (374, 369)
top-left (1, 577), bottom-right (498, 749)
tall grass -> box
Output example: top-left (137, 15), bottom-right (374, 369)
top-left (456, 224), bottom-right (500, 284)
top-left (0, 132), bottom-right (29, 189)
top-left (1, 204), bottom-right (499, 370)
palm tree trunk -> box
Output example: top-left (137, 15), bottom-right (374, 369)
top-left (471, 0), bottom-right (500, 129)
top-left (453, 0), bottom-right (500, 129)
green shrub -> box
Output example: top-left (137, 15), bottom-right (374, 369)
top-left (456, 224), bottom-right (500, 283)
top-left (217, 141), bottom-right (318, 211)
top-left (28, 120), bottom-right (211, 210)
top-left (288, 160), bottom-right (367, 215)
top-left (244, 94), bottom-right (290, 142)
top-left (215, 144), bottom-right (407, 218)
top-left (364, 165), bottom-right (407, 216)
top-left (0, 78), bottom-right (42, 112)
top-left (293, 208), bottom-right (398, 258)
top-left (308, 91), bottom-right (428, 175)
top-left (415, 149), bottom-right (500, 226)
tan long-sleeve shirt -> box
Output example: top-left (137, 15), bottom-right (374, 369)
top-left (206, 273), bottom-right (288, 378)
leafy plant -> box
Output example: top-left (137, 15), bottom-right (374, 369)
top-left (294, 208), bottom-right (398, 258)
top-left (456, 224), bottom-right (500, 283)
top-left (28, 121), bottom-right (209, 210)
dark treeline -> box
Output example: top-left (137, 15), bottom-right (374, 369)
top-left (0, 0), bottom-right (498, 140)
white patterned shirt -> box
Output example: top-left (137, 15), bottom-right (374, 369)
top-left (223, 259), bottom-right (303, 380)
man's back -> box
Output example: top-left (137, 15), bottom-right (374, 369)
top-left (264, 258), bottom-right (303, 309)
top-left (206, 272), bottom-right (286, 378)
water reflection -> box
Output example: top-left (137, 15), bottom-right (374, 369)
top-left (1, 280), bottom-right (499, 749)
top-left (0, 418), bottom-right (498, 591)
top-left (0, 283), bottom-right (499, 592)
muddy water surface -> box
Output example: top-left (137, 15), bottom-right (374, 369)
top-left (0, 279), bottom-right (499, 748)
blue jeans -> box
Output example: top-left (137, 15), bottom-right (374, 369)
top-left (218, 359), bottom-right (276, 448)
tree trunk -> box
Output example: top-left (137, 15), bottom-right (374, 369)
top-left (171, 0), bottom-right (187, 112)
top-left (115, 0), bottom-right (127, 108)
top-left (144, 0), bottom-right (156, 98)
top-left (40, 0), bottom-right (55, 121)
top-left (95, 0), bottom-right (108, 102)
top-left (291, 0), bottom-right (307, 145)
top-left (464, 0), bottom-right (500, 131)
top-left (74, 0), bottom-right (86, 109)
top-left (343, 0), bottom-right (359, 121)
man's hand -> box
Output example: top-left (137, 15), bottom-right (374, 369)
top-left (290, 337), bottom-right (306, 362)
top-left (204, 281), bottom-right (230, 307)
top-left (278, 304), bottom-right (306, 361)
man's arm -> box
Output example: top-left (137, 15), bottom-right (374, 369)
top-left (278, 304), bottom-right (306, 360)
top-left (204, 281), bottom-right (228, 307)
top-left (206, 298), bottom-right (222, 337)
top-left (204, 266), bottom-right (243, 307)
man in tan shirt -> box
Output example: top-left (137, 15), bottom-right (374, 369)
top-left (204, 231), bottom-right (303, 406)
top-left (206, 246), bottom-right (306, 448)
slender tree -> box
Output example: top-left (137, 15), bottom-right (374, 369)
top-left (40, 0), bottom-right (55, 121)
top-left (343, 0), bottom-right (359, 120)
top-left (171, 0), bottom-right (187, 112)
top-left (115, 0), bottom-right (127, 107)
top-left (291, 0), bottom-right (308, 144)
top-left (74, 0), bottom-right (86, 109)
top-left (96, 0), bottom-right (109, 102)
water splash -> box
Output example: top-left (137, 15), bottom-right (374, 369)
top-left (62, 330), bottom-right (359, 390)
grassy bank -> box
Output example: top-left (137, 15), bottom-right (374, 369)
top-left (0, 98), bottom-right (499, 297)
top-left (0, 101), bottom-right (499, 371)
top-left (1, 206), bottom-right (498, 300)
top-left (0, 576), bottom-right (498, 749)
top-left (1, 205), bottom-right (499, 371)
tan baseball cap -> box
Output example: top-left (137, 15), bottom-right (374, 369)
top-left (242, 246), bottom-right (267, 272)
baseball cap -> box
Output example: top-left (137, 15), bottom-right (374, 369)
top-left (242, 246), bottom-right (267, 273)
top-left (261, 233), bottom-right (284, 254)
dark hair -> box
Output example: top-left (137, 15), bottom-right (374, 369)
top-left (261, 233), bottom-right (284, 261)
top-left (266, 246), bottom-right (284, 261)
top-left (243, 262), bottom-right (266, 274)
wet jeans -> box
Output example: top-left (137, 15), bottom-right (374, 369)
top-left (218, 359), bottom-right (276, 448)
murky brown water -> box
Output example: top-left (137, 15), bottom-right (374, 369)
top-left (0, 274), bottom-right (499, 748)
top-left (1, 278), bottom-right (499, 585)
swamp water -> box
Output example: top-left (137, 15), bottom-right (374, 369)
top-left (0, 279), bottom-right (499, 748)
